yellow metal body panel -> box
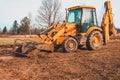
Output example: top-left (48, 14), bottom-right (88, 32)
top-left (106, 1), bottom-right (117, 35)
top-left (56, 36), bottom-right (67, 45)
top-left (68, 6), bottom-right (96, 10)
top-left (53, 27), bottom-right (66, 41)
top-left (64, 23), bottom-right (76, 36)
top-left (55, 23), bottom-right (76, 45)
top-left (85, 26), bottom-right (102, 36)
top-left (101, 12), bottom-right (110, 44)
top-left (79, 26), bottom-right (102, 36)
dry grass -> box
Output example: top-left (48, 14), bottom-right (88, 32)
top-left (0, 38), bottom-right (36, 45)
top-left (0, 35), bottom-right (38, 45)
top-left (0, 38), bottom-right (17, 45)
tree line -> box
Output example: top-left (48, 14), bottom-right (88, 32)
top-left (0, 17), bottom-right (36, 35)
top-left (0, 0), bottom-right (62, 35)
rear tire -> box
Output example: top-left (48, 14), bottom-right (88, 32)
top-left (63, 37), bottom-right (78, 52)
top-left (86, 31), bottom-right (103, 50)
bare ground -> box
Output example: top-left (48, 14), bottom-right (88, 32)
top-left (0, 41), bottom-right (120, 80)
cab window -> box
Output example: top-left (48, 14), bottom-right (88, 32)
top-left (68, 9), bottom-right (82, 24)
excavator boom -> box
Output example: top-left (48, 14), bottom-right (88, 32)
top-left (101, 0), bottom-right (117, 44)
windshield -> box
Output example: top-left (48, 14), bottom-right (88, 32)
top-left (68, 9), bottom-right (82, 24)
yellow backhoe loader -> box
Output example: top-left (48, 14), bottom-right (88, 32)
top-left (13, 0), bottom-right (117, 57)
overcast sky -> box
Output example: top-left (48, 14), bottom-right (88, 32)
top-left (0, 0), bottom-right (120, 29)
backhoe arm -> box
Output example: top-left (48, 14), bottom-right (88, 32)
top-left (101, 0), bottom-right (117, 44)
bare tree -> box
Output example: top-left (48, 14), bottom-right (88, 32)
top-left (36, 0), bottom-right (62, 28)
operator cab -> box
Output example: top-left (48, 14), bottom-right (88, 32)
top-left (68, 6), bottom-right (98, 33)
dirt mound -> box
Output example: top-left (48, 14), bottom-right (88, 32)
top-left (0, 41), bottom-right (120, 80)
top-left (110, 33), bottom-right (120, 40)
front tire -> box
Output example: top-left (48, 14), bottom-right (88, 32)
top-left (86, 31), bottom-right (103, 50)
top-left (63, 37), bottom-right (78, 52)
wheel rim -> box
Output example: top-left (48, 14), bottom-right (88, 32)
top-left (67, 40), bottom-right (76, 50)
top-left (68, 42), bottom-right (74, 49)
top-left (64, 37), bottom-right (78, 52)
top-left (93, 35), bottom-right (101, 46)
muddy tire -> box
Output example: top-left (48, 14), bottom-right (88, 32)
top-left (63, 37), bottom-right (78, 52)
top-left (86, 31), bottom-right (103, 50)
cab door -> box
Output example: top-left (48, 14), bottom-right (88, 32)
top-left (81, 8), bottom-right (98, 32)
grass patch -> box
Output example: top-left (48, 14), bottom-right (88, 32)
top-left (0, 38), bottom-right (16, 45)
top-left (0, 38), bottom-right (25, 45)
top-left (0, 38), bottom-right (37, 45)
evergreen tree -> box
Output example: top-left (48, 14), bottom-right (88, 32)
top-left (12, 20), bottom-right (19, 35)
top-left (3, 26), bottom-right (7, 34)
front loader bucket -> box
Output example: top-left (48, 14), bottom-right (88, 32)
top-left (36, 44), bottom-right (54, 52)
top-left (13, 39), bottom-right (38, 57)
top-left (13, 39), bottom-right (54, 58)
